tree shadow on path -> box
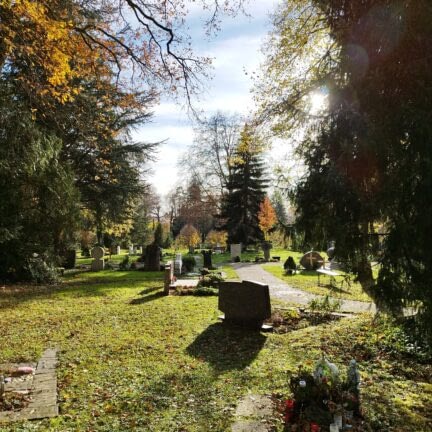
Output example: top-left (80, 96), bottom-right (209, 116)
top-left (186, 322), bottom-right (266, 372)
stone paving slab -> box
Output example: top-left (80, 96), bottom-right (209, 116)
top-left (231, 263), bottom-right (376, 314)
top-left (231, 394), bottom-right (274, 432)
top-left (170, 279), bottom-right (199, 288)
top-left (4, 380), bottom-right (32, 392)
top-left (232, 420), bottom-right (271, 432)
top-left (0, 348), bottom-right (59, 424)
top-left (235, 395), bottom-right (273, 418)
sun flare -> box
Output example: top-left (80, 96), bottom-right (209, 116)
top-left (309, 90), bottom-right (328, 115)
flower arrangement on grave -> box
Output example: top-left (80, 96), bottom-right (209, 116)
top-left (282, 356), bottom-right (361, 431)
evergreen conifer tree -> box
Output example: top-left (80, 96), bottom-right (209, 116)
top-left (220, 125), bottom-right (268, 246)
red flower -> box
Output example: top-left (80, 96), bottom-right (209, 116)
top-left (285, 399), bottom-right (295, 410)
top-left (310, 422), bottom-right (320, 431)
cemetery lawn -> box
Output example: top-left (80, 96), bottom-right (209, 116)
top-left (1, 270), bottom-right (431, 431)
top-left (262, 265), bottom-right (372, 303)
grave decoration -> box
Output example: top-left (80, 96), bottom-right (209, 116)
top-left (282, 356), bottom-right (362, 431)
top-left (327, 242), bottom-right (336, 260)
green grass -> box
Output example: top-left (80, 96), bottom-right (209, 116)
top-left (1, 270), bottom-right (430, 431)
top-left (262, 264), bottom-right (372, 303)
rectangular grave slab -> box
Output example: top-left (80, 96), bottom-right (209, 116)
top-left (219, 280), bottom-right (271, 329)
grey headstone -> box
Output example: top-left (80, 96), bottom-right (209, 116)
top-left (230, 244), bottom-right (242, 260)
top-left (219, 280), bottom-right (271, 329)
top-left (91, 246), bottom-right (105, 271)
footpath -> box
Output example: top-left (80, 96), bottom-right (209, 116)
top-left (231, 262), bottom-right (376, 314)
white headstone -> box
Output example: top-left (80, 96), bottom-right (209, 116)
top-left (174, 253), bottom-right (182, 275)
top-left (230, 244), bottom-right (241, 260)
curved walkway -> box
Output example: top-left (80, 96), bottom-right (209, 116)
top-left (231, 262), bottom-right (376, 314)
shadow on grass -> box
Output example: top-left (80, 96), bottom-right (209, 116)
top-left (186, 323), bottom-right (266, 372)
top-left (0, 270), bottom-right (164, 310)
top-left (129, 287), bottom-right (165, 305)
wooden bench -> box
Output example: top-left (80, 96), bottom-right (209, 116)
top-left (316, 268), bottom-right (343, 286)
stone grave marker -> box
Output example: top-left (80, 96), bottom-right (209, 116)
top-left (300, 251), bottom-right (324, 270)
top-left (164, 262), bottom-right (174, 295)
top-left (219, 280), bottom-right (271, 329)
top-left (230, 244), bottom-right (242, 261)
top-left (91, 246), bottom-right (105, 271)
top-left (174, 253), bottom-right (182, 275)
top-left (262, 242), bottom-right (272, 261)
top-left (144, 244), bottom-right (161, 271)
top-left (194, 254), bottom-right (203, 271)
top-left (202, 250), bottom-right (213, 269)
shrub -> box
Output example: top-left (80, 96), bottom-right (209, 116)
top-left (194, 287), bottom-right (219, 296)
top-left (308, 295), bottom-right (341, 314)
top-left (119, 255), bottom-right (130, 271)
top-left (284, 256), bottom-right (297, 274)
top-left (24, 256), bottom-right (59, 284)
top-left (182, 255), bottom-right (196, 272)
top-left (198, 273), bottom-right (224, 288)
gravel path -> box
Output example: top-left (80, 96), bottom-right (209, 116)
top-left (231, 262), bottom-right (376, 314)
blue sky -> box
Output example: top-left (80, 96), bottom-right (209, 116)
top-left (132, 1), bottom-right (280, 196)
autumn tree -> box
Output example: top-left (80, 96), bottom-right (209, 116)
top-left (176, 224), bottom-right (201, 248)
top-left (171, 179), bottom-right (218, 241)
top-left (0, 0), bottom-right (250, 281)
top-left (205, 230), bottom-right (228, 248)
top-left (258, 196), bottom-right (277, 240)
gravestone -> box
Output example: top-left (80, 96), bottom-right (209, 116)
top-left (109, 245), bottom-right (121, 255)
top-left (62, 249), bottom-right (76, 269)
top-left (230, 244), bottom-right (242, 261)
top-left (262, 242), bottom-right (272, 262)
top-left (128, 245), bottom-right (134, 255)
top-left (91, 246), bottom-right (105, 271)
top-left (174, 253), bottom-right (182, 275)
top-left (300, 251), bottom-right (324, 270)
top-left (144, 244), bottom-right (161, 271)
top-left (194, 254), bottom-right (203, 271)
top-left (327, 243), bottom-right (336, 260)
top-left (219, 280), bottom-right (271, 329)
top-left (164, 262), bottom-right (174, 295)
top-left (202, 250), bottom-right (213, 269)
